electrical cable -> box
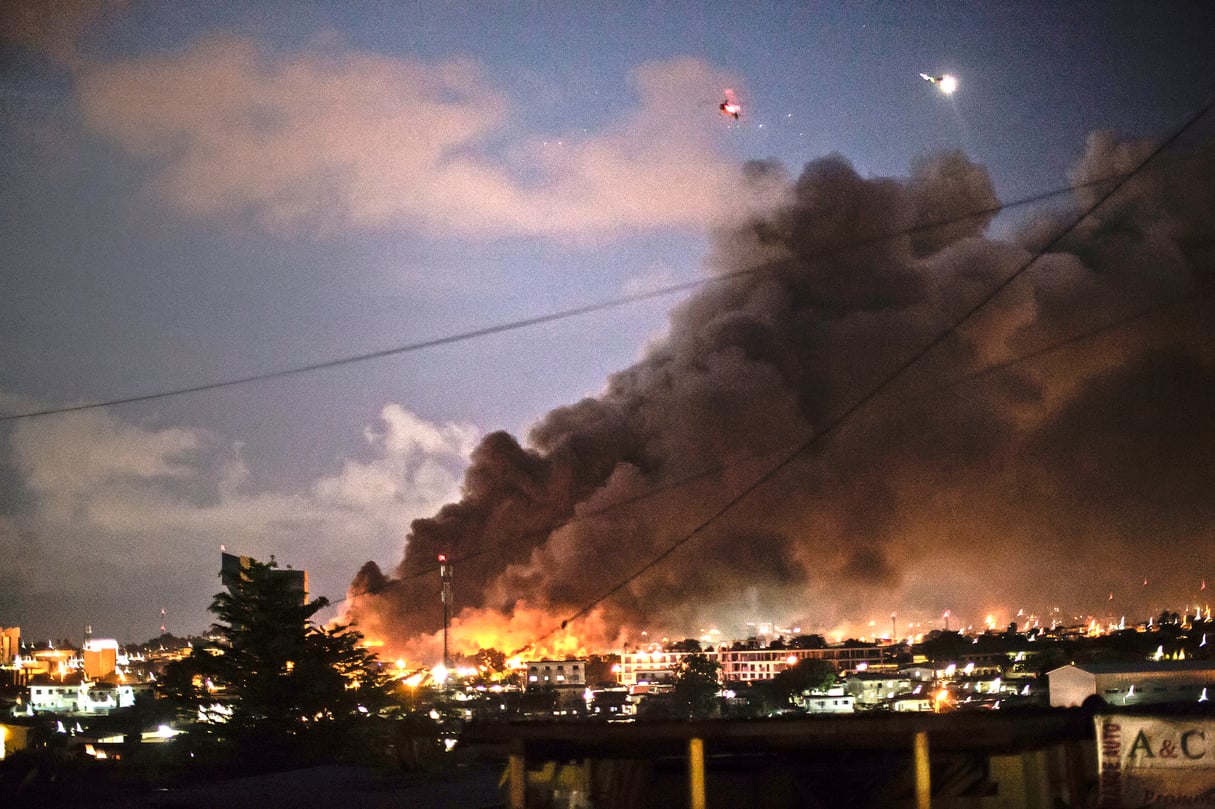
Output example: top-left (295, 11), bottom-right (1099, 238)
top-left (501, 95), bottom-right (1215, 657)
top-left (1, 172), bottom-right (1140, 422)
top-left (320, 288), bottom-right (1209, 616)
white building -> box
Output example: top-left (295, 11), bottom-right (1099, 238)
top-left (526, 659), bottom-right (586, 689)
top-left (618, 645), bottom-right (887, 686)
top-left (1047, 661), bottom-right (1215, 707)
top-left (801, 686), bottom-right (855, 714)
top-left (901, 666), bottom-right (936, 682)
top-left (844, 672), bottom-right (915, 707)
top-left (27, 681), bottom-right (136, 715)
top-left (890, 693), bottom-right (934, 712)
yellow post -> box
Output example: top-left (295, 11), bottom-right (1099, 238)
top-left (914, 730), bottom-right (931, 809)
top-left (509, 743), bottom-right (526, 809)
top-left (689, 736), bottom-right (706, 809)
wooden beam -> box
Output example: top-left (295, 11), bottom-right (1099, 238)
top-left (689, 736), bottom-right (706, 809)
top-left (914, 730), bottom-right (931, 809)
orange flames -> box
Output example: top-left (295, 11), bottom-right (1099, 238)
top-left (352, 601), bottom-right (618, 669)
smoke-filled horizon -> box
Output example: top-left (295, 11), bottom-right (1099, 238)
top-left (346, 130), bottom-right (1215, 661)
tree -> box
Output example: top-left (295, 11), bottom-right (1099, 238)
top-left (160, 558), bottom-right (391, 764)
top-left (671, 653), bottom-right (721, 719)
top-left (791, 634), bottom-right (827, 650)
top-left (1032, 645), bottom-right (1070, 676)
top-left (918, 630), bottom-right (970, 663)
top-left (722, 679), bottom-right (784, 717)
top-left (586, 654), bottom-right (621, 687)
top-left (771, 658), bottom-right (836, 704)
top-left (669, 638), bottom-right (702, 653)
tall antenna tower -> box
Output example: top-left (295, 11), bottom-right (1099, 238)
top-left (439, 554), bottom-right (452, 670)
top-left (160, 608), bottom-right (167, 635)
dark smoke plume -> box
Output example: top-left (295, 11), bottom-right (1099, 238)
top-left (348, 133), bottom-right (1215, 657)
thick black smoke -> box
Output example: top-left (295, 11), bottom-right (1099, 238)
top-left (348, 133), bottom-right (1215, 655)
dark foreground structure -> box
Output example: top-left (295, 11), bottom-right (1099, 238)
top-left (463, 710), bottom-right (1097, 809)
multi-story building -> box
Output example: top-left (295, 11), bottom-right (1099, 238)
top-left (0, 627), bottom-right (18, 665)
top-left (26, 680), bottom-right (138, 715)
top-left (82, 639), bottom-right (119, 680)
top-left (221, 551), bottom-right (308, 605)
top-left (844, 671), bottom-right (915, 707)
top-left (618, 644), bottom-right (888, 687)
top-left (525, 659), bottom-right (587, 689)
top-left (0, 627), bottom-right (22, 686)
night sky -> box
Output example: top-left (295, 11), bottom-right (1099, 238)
top-left (2, 2), bottom-right (1214, 651)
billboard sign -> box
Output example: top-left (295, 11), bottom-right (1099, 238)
top-left (1097, 714), bottom-right (1215, 807)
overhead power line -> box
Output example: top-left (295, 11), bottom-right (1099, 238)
top-left (323, 288), bottom-right (1208, 614)
top-left (504, 95), bottom-right (1215, 656)
top-left (2, 172), bottom-right (1138, 422)
top-left (321, 102), bottom-right (1215, 616)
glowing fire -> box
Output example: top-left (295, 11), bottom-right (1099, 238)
top-left (353, 602), bottom-right (617, 670)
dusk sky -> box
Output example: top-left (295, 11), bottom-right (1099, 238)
top-left (3, 2), bottom-right (1214, 651)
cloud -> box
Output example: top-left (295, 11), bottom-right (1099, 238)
top-left (14, 413), bottom-right (201, 499)
top-left (2, 404), bottom-right (476, 639)
top-left (0, 0), bottom-right (125, 69)
top-left (75, 38), bottom-right (746, 240)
